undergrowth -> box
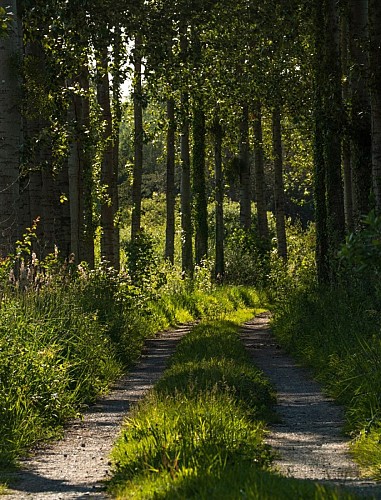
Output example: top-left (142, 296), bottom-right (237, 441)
top-left (108, 312), bottom-right (355, 499)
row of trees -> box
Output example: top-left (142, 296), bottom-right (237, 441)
top-left (0, 0), bottom-right (380, 281)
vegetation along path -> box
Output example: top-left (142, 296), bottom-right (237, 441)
top-left (2, 325), bottom-right (192, 499)
top-left (240, 312), bottom-right (381, 498)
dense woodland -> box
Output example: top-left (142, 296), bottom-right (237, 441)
top-left (0, 0), bottom-right (379, 282)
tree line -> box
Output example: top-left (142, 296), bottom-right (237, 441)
top-left (0, 0), bottom-right (380, 282)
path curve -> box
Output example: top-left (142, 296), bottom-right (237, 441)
top-left (240, 312), bottom-right (381, 499)
top-left (2, 325), bottom-right (192, 499)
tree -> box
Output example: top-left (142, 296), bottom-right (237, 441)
top-left (0, 0), bottom-right (22, 256)
top-left (369, 0), bottom-right (381, 213)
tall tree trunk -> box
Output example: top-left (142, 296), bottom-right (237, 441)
top-left (349, 0), bottom-right (372, 222)
top-left (313, 0), bottom-right (330, 283)
top-left (369, 0), bottom-right (381, 213)
top-left (324, 0), bottom-right (345, 251)
top-left (0, 0), bottom-right (22, 256)
top-left (79, 69), bottom-right (95, 268)
top-left (111, 27), bottom-right (122, 270)
top-left (131, 34), bottom-right (143, 242)
top-left (54, 163), bottom-right (71, 260)
top-left (192, 103), bottom-right (208, 264)
top-left (239, 103), bottom-right (251, 230)
top-left (272, 106), bottom-right (287, 260)
top-left (253, 101), bottom-right (269, 247)
top-left (213, 116), bottom-right (224, 281)
top-left (97, 48), bottom-right (116, 266)
top-left (165, 98), bottom-right (176, 263)
top-left (340, 11), bottom-right (354, 231)
top-left (180, 29), bottom-right (193, 276)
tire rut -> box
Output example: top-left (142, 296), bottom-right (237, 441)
top-left (2, 325), bottom-right (192, 499)
top-left (240, 312), bottom-right (381, 499)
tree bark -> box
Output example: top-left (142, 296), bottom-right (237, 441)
top-left (324, 0), bottom-right (345, 249)
top-left (131, 34), bottom-right (143, 242)
top-left (349, 0), bottom-right (372, 222)
top-left (213, 116), bottom-right (224, 281)
top-left (165, 98), bottom-right (176, 263)
top-left (272, 106), bottom-right (287, 260)
top-left (192, 104), bottom-right (208, 264)
top-left (369, 0), bottom-right (381, 213)
top-left (0, 0), bottom-right (22, 256)
top-left (180, 29), bottom-right (193, 276)
top-left (97, 48), bottom-right (116, 266)
top-left (340, 12), bottom-right (354, 231)
top-left (239, 103), bottom-right (251, 230)
top-left (253, 101), bottom-right (269, 246)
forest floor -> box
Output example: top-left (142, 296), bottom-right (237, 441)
top-left (2, 314), bottom-right (381, 499)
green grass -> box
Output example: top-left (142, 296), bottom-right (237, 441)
top-left (108, 311), bottom-right (356, 499)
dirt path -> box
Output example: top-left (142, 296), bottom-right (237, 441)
top-left (2, 325), bottom-right (192, 499)
top-left (240, 312), bottom-right (381, 499)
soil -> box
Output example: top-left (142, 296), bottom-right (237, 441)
top-left (2, 313), bottom-right (381, 499)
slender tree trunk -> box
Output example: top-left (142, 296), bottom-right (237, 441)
top-left (165, 98), bottom-right (176, 263)
top-left (54, 163), bottom-right (71, 260)
top-left (369, 0), bottom-right (381, 212)
top-left (213, 116), bottom-right (224, 281)
top-left (324, 0), bottom-right (346, 250)
top-left (341, 11), bottom-right (354, 231)
top-left (313, 0), bottom-right (330, 283)
top-left (0, 0), bottom-right (22, 256)
top-left (79, 69), bottom-right (95, 268)
top-left (192, 103), bottom-right (208, 264)
top-left (180, 29), bottom-right (193, 276)
top-left (349, 0), bottom-right (372, 222)
top-left (253, 101), bottom-right (269, 246)
top-left (131, 34), bottom-right (143, 242)
top-left (111, 27), bottom-right (122, 270)
top-left (272, 106), bottom-right (287, 260)
top-left (97, 48), bottom-right (115, 266)
top-left (239, 103), bottom-right (251, 230)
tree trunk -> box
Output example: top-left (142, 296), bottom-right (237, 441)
top-left (369, 0), bottom-right (381, 213)
top-left (239, 103), bottom-right (251, 230)
top-left (313, 0), bottom-right (330, 283)
top-left (340, 11), bottom-right (354, 231)
top-left (213, 116), bottom-right (224, 281)
top-left (253, 101), bottom-right (269, 247)
top-left (324, 0), bottom-right (346, 250)
top-left (165, 98), bottom-right (176, 263)
top-left (97, 48), bottom-right (116, 266)
top-left (131, 34), bottom-right (143, 242)
top-left (180, 29), bottom-right (193, 276)
top-left (111, 27), bottom-right (122, 270)
top-left (272, 106), bottom-right (287, 260)
top-left (349, 0), bottom-right (372, 222)
top-left (192, 104), bottom-right (208, 264)
top-left (0, 0), bottom-right (22, 256)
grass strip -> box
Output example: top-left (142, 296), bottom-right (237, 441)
top-left (108, 310), bottom-right (356, 499)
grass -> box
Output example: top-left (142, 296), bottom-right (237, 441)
top-left (108, 310), bottom-right (356, 499)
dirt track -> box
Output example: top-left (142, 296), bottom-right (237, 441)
top-left (3, 314), bottom-right (381, 499)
